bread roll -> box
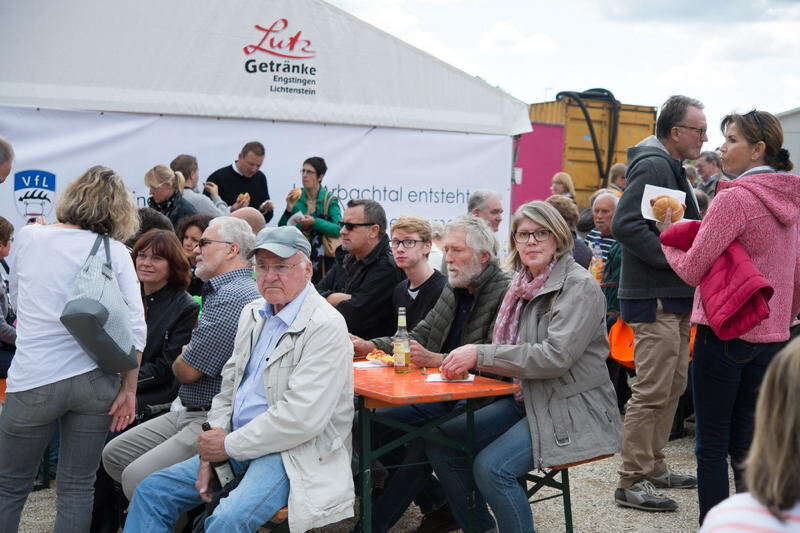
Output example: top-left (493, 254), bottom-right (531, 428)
top-left (288, 188), bottom-right (302, 202)
top-left (651, 195), bottom-right (684, 222)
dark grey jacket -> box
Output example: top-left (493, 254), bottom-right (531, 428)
top-left (372, 262), bottom-right (510, 354)
top-left (611, 136), bottom-right (700, 299)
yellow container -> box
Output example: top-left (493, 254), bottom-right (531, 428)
top-left (530, 97), bottom-right (656, 208)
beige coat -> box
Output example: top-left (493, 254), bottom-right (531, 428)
top-left (477, 254), bottom-right (621, 469)
top-left (206, 287), bottom-right (354, 533)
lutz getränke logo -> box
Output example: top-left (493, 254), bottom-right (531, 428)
top-left (14, 170), bottom-right (55, 220)
top-left (243, 19), bottom-right (318, 96)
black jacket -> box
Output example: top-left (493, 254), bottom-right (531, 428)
top-left (316, 234), bottom-right (404, 339)
top-left (137, 285), bottom-right (199, 413)
top-left (611, 137), bottom-right (700, 300)
top-left (148, 193), bottom-right (198, 228)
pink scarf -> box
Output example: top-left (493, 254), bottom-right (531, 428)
top-left (492, 259), bottom-right (557, 401)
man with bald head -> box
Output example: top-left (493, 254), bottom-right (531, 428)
top-left (230, 207), bottom-right (266, 235)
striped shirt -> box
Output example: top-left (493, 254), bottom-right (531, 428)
top-left (700, 493), bottom-right (800, 532)
top-left (584, 229), bottom-right (616, 262)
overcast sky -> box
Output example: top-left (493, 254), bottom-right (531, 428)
top-left (327, 0), bottom-right (800, 150)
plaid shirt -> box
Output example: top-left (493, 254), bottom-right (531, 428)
top-left (178, 268), bottom-right (260, 408)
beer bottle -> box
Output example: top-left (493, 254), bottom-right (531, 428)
top-left (201, 422), bottom-right (236, 487)
top-left (393, 307), bottom-right (411, 373)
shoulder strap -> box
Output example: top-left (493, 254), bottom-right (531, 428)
top-left (89, 234), bottom-right (114, 279)
top-left (322, 191), bottom-right (335, 216)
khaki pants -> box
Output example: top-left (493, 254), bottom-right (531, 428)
top-left (102, 409), bottom-right (207, 499)
top-left (618, 305), bottom-right (690, 488)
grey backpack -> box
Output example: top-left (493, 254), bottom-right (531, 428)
top-left (60, 234), bottom-right (137, 374)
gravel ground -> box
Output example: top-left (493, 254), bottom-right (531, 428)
top-left (19, 432), bottom-right (706, 533)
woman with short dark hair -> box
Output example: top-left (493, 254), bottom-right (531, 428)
top-left (278, 156), bottom-right (342, 282)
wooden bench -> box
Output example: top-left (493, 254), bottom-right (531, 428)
top-left (520, 454), bottom-right (613, 533)
top-left (264, 506), bottom-right (288, 532)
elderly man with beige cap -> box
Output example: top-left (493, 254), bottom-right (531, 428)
top-left (125, 226), bottom-right (355, 533)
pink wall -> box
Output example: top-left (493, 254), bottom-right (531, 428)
top-left (511, 122), bottom-right (565, 212)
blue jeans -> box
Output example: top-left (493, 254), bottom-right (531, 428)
top-left (124, 452), bottom-right (289, 533)
top-left (0, 368), bottom-right (120, 533)
top-left (368, 401), bottom-right (455, 533)
top-left (692, 325), bottom-right (784, 523)
top-left (427, 398), bottom-right (529, 533)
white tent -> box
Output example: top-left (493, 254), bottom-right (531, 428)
top-left (0, 0), bottom-right (530, 234)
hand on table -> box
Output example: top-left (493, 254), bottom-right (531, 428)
top-left (409, 340), bottom-right (444, 369)
top-left (350, 335), bottom-right (375, 357)
top-left (440, 344), bottom-right (477, 380)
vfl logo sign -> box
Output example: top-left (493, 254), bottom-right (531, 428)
top-left (243, 19), bottom-right (316, 59)
top-left (14, 170), bottom-right (56, 219)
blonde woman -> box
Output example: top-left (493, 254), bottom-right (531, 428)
top-left (0, 166), bottom-right (147, 532)
top-left (145, 164), bottom-right (197, 227)
top-left (550, 171), bottom-right (576, 199)
top-left (700, 337), bottom-right (800, 531)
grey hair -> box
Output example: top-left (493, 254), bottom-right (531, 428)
top-left (445, 215), bottom-right (497, 261)
top-left (429, 221), bottom-right (445, 240)
top-left (697, 151), bottom-right (720, 166)
top-left (656, 95), bottom-right (704, 140)
top-left (592, 191), bottom-right (619, 208)
top-left (0, 137), bottom-right (14, 166)
top-left (210, 216), bottom-right (256, 264)
top-left (467, 190), bottom-right (500, 212)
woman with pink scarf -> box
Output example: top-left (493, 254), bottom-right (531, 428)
top-left (428, 201), bottom-right (621, 533)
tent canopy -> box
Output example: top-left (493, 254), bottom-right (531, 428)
top-left (0, 0), bottom-right (530, 136)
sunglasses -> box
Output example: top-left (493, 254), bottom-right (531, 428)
top-left (338, 221), bottom-right (375, 231)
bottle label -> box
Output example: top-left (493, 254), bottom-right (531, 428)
top-left (213, 462), bottom-right (236, 487)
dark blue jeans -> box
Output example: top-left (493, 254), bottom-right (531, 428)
top-left (368, 401), bottom-right (456, 533)
top-left (692, 325), bottom-right (784, 523)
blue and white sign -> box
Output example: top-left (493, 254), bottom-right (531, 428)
top-left (14, 170), bottom-right (56, 219)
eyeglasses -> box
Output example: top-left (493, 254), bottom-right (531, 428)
top-left (197, 238), bottom-right (233, 249)
top-left (390, 239), bottom-right (425, 249)
top-left (254, 262), bottom-right (301, 276)
top-left (745, 110), bottom-right (765, 141)
top-left (514, 229), bottom-right (552, 244)
top-left (147, 182), bottom-right (170, 191)
top-left (675, 125), bottom-right (707, 136)
top-left (301, 169), bottom-right (316, 174)
top-left (339, 221), bottom-right (375, 231)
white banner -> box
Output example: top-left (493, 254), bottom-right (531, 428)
top-left (0, 0), bottom-right (530, 136)
top-left (0, 106), bottom-right (511, 240)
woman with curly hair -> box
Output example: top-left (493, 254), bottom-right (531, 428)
top-left (0, 166), bottom-right (147, 532)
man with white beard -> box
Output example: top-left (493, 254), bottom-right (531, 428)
top-left (353, 215), bottom-right (510, 533)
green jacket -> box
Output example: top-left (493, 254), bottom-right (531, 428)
top-left (372, 262), bottom-right (510, 354)
top-left (277, 186), bottom-right (341, 238)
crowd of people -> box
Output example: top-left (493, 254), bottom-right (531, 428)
top-left (0, 95), bottom-right (797, 533)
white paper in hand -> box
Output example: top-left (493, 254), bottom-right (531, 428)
top-left (641, 184), bottom-right (686, 222)
top-left (287, 212), bottom-right (305, 226)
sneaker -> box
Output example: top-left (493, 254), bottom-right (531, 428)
top-left (415, 504), bottom-right (460, 533)
top-left (646, 466), bottom-right (697, 489)
top-left (614, 480), bottom-right (678, 512)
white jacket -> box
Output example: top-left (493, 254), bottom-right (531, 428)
top-left (206, 287), bottom-right (354, 533)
